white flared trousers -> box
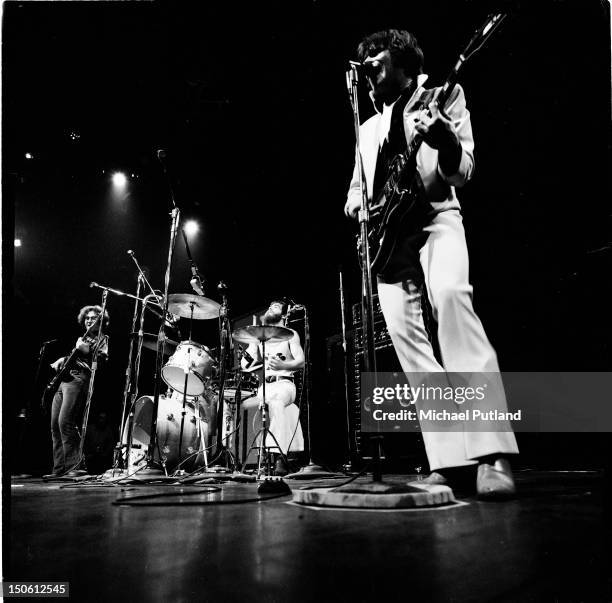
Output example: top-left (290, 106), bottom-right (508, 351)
top-left (377, 209), bottom-right (519, 470)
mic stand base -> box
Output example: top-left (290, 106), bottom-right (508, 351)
top-left (136, 465), bottom-right (165, 477)
top-left (285, 462), bottom-right (340, 480)
top-left (292, 480), bottom-right (455, 509)
top-left (207, 464), bottom-right (232, 474)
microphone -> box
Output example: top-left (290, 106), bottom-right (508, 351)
top-left (190, 276), bottom-right (205, 296)
top-left (238, 345), bottom-right (255, 366)
top-left (190, 263), bottom-right (205, 295)
top-left (90, 281), bottom-right (98, 288)
top-left (127, 249), bottom-right (134, 257)
top-left (349, 60), bottom-right (379, 76)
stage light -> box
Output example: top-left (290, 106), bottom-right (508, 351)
top-left (184, 220), bottom-right (199, 236)
top-left (112, 172), bottom-right (127, 187)
top-left (24, 152), bottom-right (33, 160)
top-left (15, 239), bottom-right (22, 247)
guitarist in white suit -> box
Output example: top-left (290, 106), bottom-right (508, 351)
top-left (345, 29), bottom-right (518, 498)
top-left (46, 305), bottom-right (109, 477)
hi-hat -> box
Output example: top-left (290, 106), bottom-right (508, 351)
top-left (167, 293), bottom-right (220, 320)
top-left (232, 325), bottom-right (293, 345)
top-left (131, 332), bottom-right (178, 354)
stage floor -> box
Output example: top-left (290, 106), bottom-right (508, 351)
top-left (6, 471), bottom-right (607, 602)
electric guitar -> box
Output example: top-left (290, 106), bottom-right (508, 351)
top-left (367, 12), bottom-right (507, 274)
top-left (41, 319), bottom-right (102, 410)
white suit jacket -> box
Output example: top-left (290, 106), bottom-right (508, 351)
top-left (347, 74), bottom-right (475, 214)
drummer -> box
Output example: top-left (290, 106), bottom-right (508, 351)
top-left (241, 300), bottom-right (305, 475)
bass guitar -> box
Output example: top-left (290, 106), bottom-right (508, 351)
top-left (367, 12), bottom-right (507, 274)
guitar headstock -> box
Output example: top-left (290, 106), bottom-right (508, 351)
top-left (463, 13), bottom-right (507, 63)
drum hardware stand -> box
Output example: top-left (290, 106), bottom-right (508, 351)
top-left (177, 301), bottom-right (196, 467)
top-left (194, 400), bottom-right (209, 470)
top-left (209, 281), bottom-right (238, 473)
top-left (226, 351), bottom-right (253, 481)
top-left (66, 289), bottom-right (109, 477)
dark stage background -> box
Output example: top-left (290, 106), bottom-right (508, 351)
top-left (3, 0), bottom-right (610, 475)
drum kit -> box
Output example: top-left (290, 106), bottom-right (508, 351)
top-left (89, 173), bottom-right (299, 480)
top-left (113, 289), bottom-right (296, 479)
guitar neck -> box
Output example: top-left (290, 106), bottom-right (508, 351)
top-left (399, 68), bottom-right (461, 165)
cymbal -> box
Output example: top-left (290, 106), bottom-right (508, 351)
top-left (232, 325), bottom-right (293, 345)
top-left (130, 332), bottom-right (178, 355)
top-left (167, 293), bottom-right (220, 320)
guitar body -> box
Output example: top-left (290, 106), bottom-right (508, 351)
top-left (368, 165), bottom-right (429, 275)
top-left (40, 352), bottom-right (79, 411)
top-left (40, 334), bottom-right (98, 411)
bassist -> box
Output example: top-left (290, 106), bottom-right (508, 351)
top-left (45, 305), bottom-right (109, 477)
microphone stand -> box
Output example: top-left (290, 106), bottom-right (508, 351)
top-left (142, 206), bottom-right (180, 476)
top-left (113, 273), bottom-right (144, 472)
top-left (70, 288), bottom-right (109, 476)
top-left (14, 339), bottom-right (55, 477)
top-left (210, 282), bottom-right (236, 472)
top-left (346, 61), bottom-right (383, 483)
top-left (121, 291), bottom-right (163, 475)
top-left (284, 306), bottom-right (338, 480)
top-left (339, 269), bottom-right (356, 470)
top-left (142, 149), bottom-right (181, 476)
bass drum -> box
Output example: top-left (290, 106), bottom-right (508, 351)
top-left (123, 394), bottom-right (211, 472)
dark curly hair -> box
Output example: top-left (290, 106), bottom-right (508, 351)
top-left (357, 29), bottom-right (424, 79)
top-left (77, 305), bottom-right (110, 329)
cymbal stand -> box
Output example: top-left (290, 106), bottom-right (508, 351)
top-left (247, 337), bottom-right (286, 479)
top-left (177, 301), bottom-right (196, 469)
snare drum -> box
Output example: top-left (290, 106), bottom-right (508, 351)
top-left (217, 372), bottom-right (259, 402)
top-left (162, 341), bottom-right (216, 396)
